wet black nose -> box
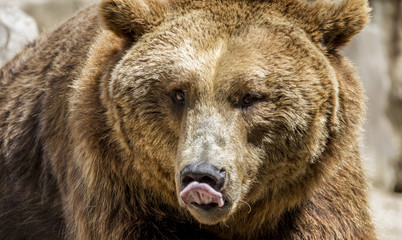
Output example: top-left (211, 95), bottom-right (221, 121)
top-left (180, 162), bottom-right (225, 191)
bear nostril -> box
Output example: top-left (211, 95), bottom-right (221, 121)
top-left (180, 162), bottom-right (225, 191)
top-left (181, 176), bottom-right (195, 187)
top-left (199, 176), bottom-right (218, 187)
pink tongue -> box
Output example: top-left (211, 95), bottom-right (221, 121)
top-left (180, 182), bottom-right (225, 207)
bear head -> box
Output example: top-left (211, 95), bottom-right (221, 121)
top-left (92, 0), bottom-right (370, 227)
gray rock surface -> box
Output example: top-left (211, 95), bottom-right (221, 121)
top-left (344, 25), bottom-right (398, 191)
top-left (370, 189), bottom-right (402, 240)
top-left (17, 0), bottom-right (97, 32)
top-left (0, 2), bottom-right (38, 66)
top-left (381, 0), bottom-right (402, 193)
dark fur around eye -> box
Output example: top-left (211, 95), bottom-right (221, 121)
top-left (172, 90), bottom-right (186, 105)
top-left (241, 94), bottom-right (259, 108)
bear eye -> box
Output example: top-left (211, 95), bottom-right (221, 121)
top-left (241, 94), bottom-right (257, 108)
top-left (173, 90), bottom-right (185, 105)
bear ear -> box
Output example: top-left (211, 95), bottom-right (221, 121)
top-left (98, 0), bottom-right (173, 41)
top-left (298, 0), bottom-right (371, 51)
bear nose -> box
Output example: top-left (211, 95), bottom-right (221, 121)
top-left (180, 162), bottom-right (225, 191)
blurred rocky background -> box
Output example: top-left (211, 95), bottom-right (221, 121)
top-left (0, 0), bottom-right (401, 239)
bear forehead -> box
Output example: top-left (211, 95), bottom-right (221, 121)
top-left (118, 14), bottom-right (327, 95)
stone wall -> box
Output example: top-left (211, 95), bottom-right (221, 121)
top-left (17, 0), bottom-right (97, 32)
top-left (343, 0), bottom-right (401, 192)
top-left (381, 0), bottom-right (402, 192)
top-left (0, 2), bottom-right (38, 65)
top-left (354, 0), bottom-right (402, 193)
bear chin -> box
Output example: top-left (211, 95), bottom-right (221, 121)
top-left (185, 203), bottom-right (232, 225)
top-left (177, 183), bottom-right (234, 224)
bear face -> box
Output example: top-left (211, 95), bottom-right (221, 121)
top-left (99, 0), bottom-right (366, 227)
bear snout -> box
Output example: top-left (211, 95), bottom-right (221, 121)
top-left (180, 162), bottom-right (225, 191)
top-left (179, 162), bottom-right (226, 208)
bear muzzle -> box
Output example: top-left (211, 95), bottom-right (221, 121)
top-left (179, 162), bottom-right (226, 209)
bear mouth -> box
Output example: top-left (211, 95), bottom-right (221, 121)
top-left (180, 181), bottom-right (225, 209)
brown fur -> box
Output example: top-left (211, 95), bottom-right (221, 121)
top-left (0, 0), bottom-right (376, 239)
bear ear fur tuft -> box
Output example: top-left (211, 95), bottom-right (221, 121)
top-left (98, 0), bottom-right (173, 41)
top-left (320, 0), bottom-right (371, 50)
top-left (298, 0), bottom-right (371, 51)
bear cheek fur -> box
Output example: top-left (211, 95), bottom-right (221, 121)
top-left (211, 25), bottom-right (342, 229)
top-left (108, 60), bottom-right (180, 202)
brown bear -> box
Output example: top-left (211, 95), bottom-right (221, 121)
top-left (0, 0), bottom-right (377, 239)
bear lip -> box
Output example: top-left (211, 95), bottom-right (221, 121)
top-left (180, 182), bottom-right (225, 208)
